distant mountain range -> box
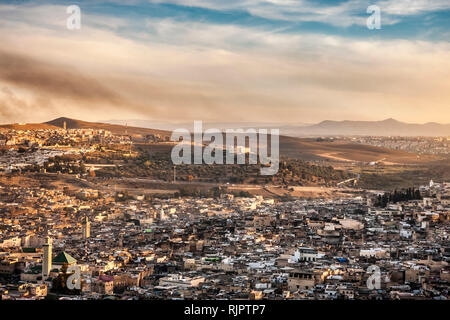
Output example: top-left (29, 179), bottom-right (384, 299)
top-left (278, 118), bottom-right (450, 137)
top-left (102, 118), bottom-right (450, 137)
top-left (100, 119), bottom-right (310, 132)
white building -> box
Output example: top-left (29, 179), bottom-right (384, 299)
top-left (290, 248), bottom-right (318, 263)
top-left (158, 274), bottom-right (205, 288)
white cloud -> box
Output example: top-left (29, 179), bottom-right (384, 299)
top-left (378, 0), bottom-right (450, 15)
top-left (0, 3), bottom-right (449, 123)
top-left (146, 0), bottom-right (450, 26)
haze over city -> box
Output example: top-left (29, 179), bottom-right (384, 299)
top-left (1, 0), bottom-right (450, 124)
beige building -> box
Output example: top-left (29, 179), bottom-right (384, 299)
top-left (42, 237), bottom-right (52, 279)
top-left (288, 270), bottom-right (316, 291)
top-left (92, 279), bottom-right (114, 295)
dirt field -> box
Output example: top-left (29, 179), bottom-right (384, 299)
top-left (0, 173), bottom-right (365, 200)
top-left (279, 136), bottom-right (441, 164)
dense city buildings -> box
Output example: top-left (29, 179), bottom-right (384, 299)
top-left (2, 1), bottom-right (449, 315)
top-left (0, 161), bottom-right (448, 299)
top-left (346, 136), bottom-right (450, 156)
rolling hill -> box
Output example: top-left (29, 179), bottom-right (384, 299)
top-left (0, 123), bottom-right (59, 130)
top-left (102, 118), bottom-right (450, 137)
top-left (278, 136), bottom-right (438, 164)
top-left (45, 117), bottom-right (171, 138)
top-left (1, 117), bottom-right (439, 164)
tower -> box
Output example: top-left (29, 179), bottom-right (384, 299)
top-left (63, 121), bottom-right (67, 131)
top-left (42, 236), bottom-right (52, 279)
top-left (82, 216), bottom-right (90, 260)
top-left (119, 232), bottom-right (124, 249)
top-left (83, 216), bottom-right (90, 239)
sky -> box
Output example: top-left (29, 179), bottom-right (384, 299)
top-left (0, 0), bottom-right (449, 124)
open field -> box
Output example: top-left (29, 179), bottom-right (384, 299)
top-left (334, 158), bottom-right (450, 190)
top-left (279, 136), bottom-right (441, 164)
top-left (0, 173), bottom-right (365, 200)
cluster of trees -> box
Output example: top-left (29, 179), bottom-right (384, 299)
top-left (98, 148), bottom-right (350, 187)
top-left (175, 187), bottom-right (223, 198)
top-left (277, 160), bottom-right (349, 185)
top-left (231, 190), bottom-right (253, 198)
top-left (44, 157), bottom-right (86, 174)
top-left (151, 188), bottom-right (253, 199)
top-left (20, 155), bottom-right (87, 175)
top-left (375, 187), bottom-right (422, 207)
top-left (83, 149), bottom-right (130, 164)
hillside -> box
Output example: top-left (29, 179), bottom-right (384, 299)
top-left (0, 123), bottom-right (59, 130)
top-left (45, 117), bottom-right (171, 138)
top-left (1, 117), bottom-right (437, 164)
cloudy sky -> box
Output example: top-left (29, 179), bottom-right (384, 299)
top-left (0, 0), bottom-right (449, 124)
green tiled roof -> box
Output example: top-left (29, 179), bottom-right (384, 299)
top-left (52, 251), bottom-right (77, 265)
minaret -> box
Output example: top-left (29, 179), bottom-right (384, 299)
top-left (82, 216), bottom-right (90, 260)
top-left (119, 232), bottom-right (124, 249)
top-left (42, 237), bottom-right (52, 279)
top-left (83, 216), bottom-right (90, 239)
